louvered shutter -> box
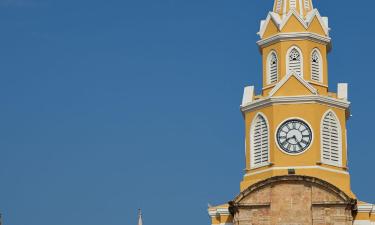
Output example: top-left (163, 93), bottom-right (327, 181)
top-left (290, 0), bottom-right (297, 9)
top-left (311, 50), bottom-right (321, 82)
top-left (321, 112), bottom-right (342, 166)
top-left (275, 0), bottom-right (282, 13)
top-left (304, 0), bottom-right (310, 9)
top-left (288, 48), bottom-right (302, 76)
top-left (269, 52), bottom-right (278, 84)
top-left (251, 115), bottom-right (269, 168)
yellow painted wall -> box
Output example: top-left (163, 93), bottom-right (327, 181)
top-left (243, 103), bottom-right (352, 196)
top-left (261, 40), bottom-right (328, 95)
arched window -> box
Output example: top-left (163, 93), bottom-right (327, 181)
top-left (287, 47), bottom-right (303, 77)
top-left (321, 111), bottom-right (342, 166)
top-left (250, 114), bottom-right (270, 168)
top-left (311, 49), bottom-right (323, 82)
top-left (267, 51), bottom-right (278, 84)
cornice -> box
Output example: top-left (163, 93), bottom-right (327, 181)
top-left (257, 32), bottom-right (332, 51)
top-left (208, 208), bottom-right (231, 217)
top-left (357, 204), bottom-right (375, 213)
top-left (240, 95), bottom-right (350, 113)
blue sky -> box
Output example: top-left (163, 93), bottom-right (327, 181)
top-left (0, 0), bottom-right (374, 225)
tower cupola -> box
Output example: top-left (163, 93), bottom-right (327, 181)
top-left (273, 0), bottom-right (314, 18)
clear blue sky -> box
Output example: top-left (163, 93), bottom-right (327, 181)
top-left (0, 0), bottom-right (374, 225)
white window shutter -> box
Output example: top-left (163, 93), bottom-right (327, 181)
top-left (275, 0), bottom-right (283, 13)
top-left (290, 0), bottom-right (297, 9)
top-left (288, 48), bottom-right (302, 76)
top-left (311, 50), bottom-right (322, 82)
top-left (304, 0), bottom-right (310, 9)
top-left (268, 52), bottom-right (278, 84)
top-left (251, 114), bottom-right (269, 168)
top-left (321, 111), bottom-right (342, 166)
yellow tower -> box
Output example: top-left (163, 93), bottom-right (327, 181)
top-left (208, 1), bottom-right (375, 224)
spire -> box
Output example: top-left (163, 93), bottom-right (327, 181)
top-left (137, 209), bottom-right (143, 225)
top-left (273, 0), bottom-right (314, 18)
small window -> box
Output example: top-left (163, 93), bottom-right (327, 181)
top-left (275, 0), bottom-right (282, 12)
top-left (267, 52), bottom-right (278, 84)
top-left (287, 47), bottom-right (303, 76)
top-left (304, 0), bottom-right (310, 9)
top-left (250, 114), bottom-right (270, 168)
top-left (311, 49), bottom-right (322, 82)
top-left (290, 0), bottom-right (297, 9)
top-left (321, 111), bottom-right (342, 166)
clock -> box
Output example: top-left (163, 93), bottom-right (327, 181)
top-left (276, 119), bottom-right (312, 154)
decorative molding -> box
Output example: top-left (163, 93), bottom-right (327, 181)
top-left (258, 9), bottom-right (329, 38)
top-left (257, 32), bottom-right (331, 50)
top-left (241, 95), bottom-right (350, 113)
top-left (232, 175), bottom-right (355, 205)
top-left (244, 165), bottom-right (350, 177)
top-left (208, 208), bottom-right (231, 217)
top-left (268, 70), bottom-right (317, 97)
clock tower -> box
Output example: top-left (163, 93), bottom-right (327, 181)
top-left (208, 1), bottom-right (375, 225)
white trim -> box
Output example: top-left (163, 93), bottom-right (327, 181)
top-left (266, 50), bottom-right (279, 85)
top-left (305, 9), bottom-right (329, 35)
top-left (258, 9), bottom-right (329, 38)
top-left (257, 32), bottom-right (331, 50)
top-left (354, 221), bottom-right (372, 225)
top-left (241, 95), bottom-right (350, 113)
top-left (208, 208), bottom-right (231, 217)
top-left (279, 9), bottom-right (307, 30)
top-left (283, 0), bottom-right (287, 17)
top-left (244, 165), bottom-right (349, 177)
top-left (286, 45), bottom-right (304, 77)
top-left (268, 70), bottom-right (317, 97)
top-left (250, 113), bottom-right (270, 169)
top-left (320, 110), bottom-right (343, 167)
top-left (311, 48), bottom-right (323, 83)
top-left (299, 0), bottom-right (303, 16)
top-left (275, 117), bottom-right (314, 156)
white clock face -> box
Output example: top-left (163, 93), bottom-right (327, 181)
top-left (276, 119), bottom-right (312, 154)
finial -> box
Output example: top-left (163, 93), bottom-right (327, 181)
top-left (137, 209), bottom-right (143, 225)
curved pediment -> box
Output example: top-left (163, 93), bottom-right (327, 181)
top-left (229, 176), bottom-right (356, 225)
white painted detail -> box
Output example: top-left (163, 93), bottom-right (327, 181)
top-left (275, 0), bottom-right (282, 13)
top-left (241, 95), bottom-right (350, 114)
top-left (338, 83), bottom-right (348, 100)
top-left (208, 208), bottom-right (231, 217)
top-left (321, 110), bottom-right (342, 167)
top-left (311, 49), bottom-right (323, 82)
top-left (257, 32), bottom-right (331, 50)
top-left (290, 0), bottom-right (297, 8)
top-left (258, 9), bottom-right (330, 38)
top-left (354, 221), bottom-right (372, 225)
top-left (242, 86), bottom-right (255, 106)
top-left (250, 113), bottom-right (270, 169)
top-left (267, 51), bottom-right (278, 84)
top-left (244, 165), bottom-right (349, 177)
top-left (268, 70), bottom-right (317, 97)
top-left (287, 46), bottom-right (303, 77)
top-left (304, 0), bottom-right (310, 9)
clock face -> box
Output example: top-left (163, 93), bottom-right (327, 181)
top-left (276, 119), bottom-right (312, 154)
